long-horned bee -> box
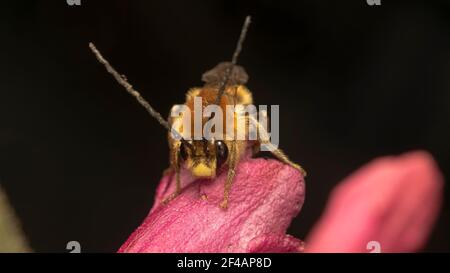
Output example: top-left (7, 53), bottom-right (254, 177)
top-left (89, 16), bottom-right (305, 209)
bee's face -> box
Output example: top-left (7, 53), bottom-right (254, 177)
top-left (179, 139), bottom-right (229, 178)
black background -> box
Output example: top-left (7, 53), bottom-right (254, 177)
top-left (0, 0), bottom-right (449, 252)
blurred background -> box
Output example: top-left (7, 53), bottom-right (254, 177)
top-left (0, 0), bottom-right (449, 252)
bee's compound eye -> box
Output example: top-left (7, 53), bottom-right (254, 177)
top-left (179, 142), bottom-right (188, 161)
top-left (215, 140), bottom-right (228, 168)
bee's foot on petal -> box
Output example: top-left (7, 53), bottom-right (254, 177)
top-left (219, 199), bottom-right (229, 210)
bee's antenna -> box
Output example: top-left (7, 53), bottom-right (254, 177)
top-left (89, 42), bottom-right (191, 147)
top-left (215, 15), bottom-right (252, 105)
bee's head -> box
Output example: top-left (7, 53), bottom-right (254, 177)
top-left (179, 139), bottom-right (229, 178)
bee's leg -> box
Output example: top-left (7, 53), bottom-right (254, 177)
top-left (220, 141), bottom-right (237, 209)
top-left (162, 145), bottom-right (182, 205)
top-left (265, 142), bottom-right (307, 176)
top-left (251, 116), bottom-right (307, 176)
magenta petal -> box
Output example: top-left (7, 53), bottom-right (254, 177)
top-left (306, 151), bottom-right (444, 253)
top-left (247, 233), bottom-right (305, 253)
top-left (118, 158), bottom-right (305, 253)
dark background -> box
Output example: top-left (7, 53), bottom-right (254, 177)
top-left (0, 0), bottom-right (449, 252)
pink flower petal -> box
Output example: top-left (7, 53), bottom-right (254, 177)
top-left (118, 157), bottom-right (305, 253)
top-left (306, 151), bottom-right (444, 253)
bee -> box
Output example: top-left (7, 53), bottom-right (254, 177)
top-left (89, 16), bottom-right (305, 209)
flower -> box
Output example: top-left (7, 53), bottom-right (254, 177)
top-left (118, 157), bottom-right (305, 253)
top-left (118, 151), bottom-right (443, 253)
top-left (305, 151), bottom-right (444, 253)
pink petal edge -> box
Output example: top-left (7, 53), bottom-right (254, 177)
top-left (306, 151), bottom-right (444, 253)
